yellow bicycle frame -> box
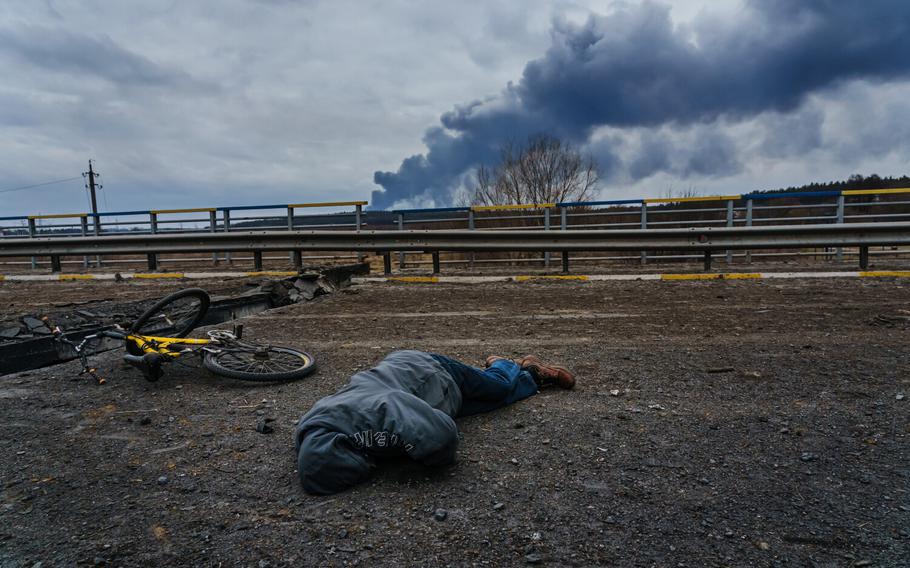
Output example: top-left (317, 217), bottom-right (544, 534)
top-left (127, 334), bottom-right (212, 357)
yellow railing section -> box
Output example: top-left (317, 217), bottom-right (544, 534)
top-left (28, 213), bottom-right (87, 220)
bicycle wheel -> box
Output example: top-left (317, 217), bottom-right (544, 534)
top-left (203, 345), bottom-right (316, 381)
top-left (126, 289), bottom-right (210, 355)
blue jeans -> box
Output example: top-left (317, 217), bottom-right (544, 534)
top-left (430, 354), bottom-right (539, 417)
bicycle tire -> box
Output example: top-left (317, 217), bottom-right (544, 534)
top-left (203, 345), bottom-right (316, 382)
top-left (126, 288), bottom-right (211, 356)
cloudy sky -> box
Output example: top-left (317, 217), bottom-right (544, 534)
top-left (1, 0), bottom-right (909, 216)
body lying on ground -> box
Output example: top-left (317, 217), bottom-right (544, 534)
top-left (295, 350), bottom-right (574, 495)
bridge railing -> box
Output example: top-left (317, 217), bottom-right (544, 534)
top-left (4, 190), bottom-right (910, 271)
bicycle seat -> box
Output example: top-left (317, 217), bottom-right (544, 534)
top-left (123, 352), bottom-right (164, 382)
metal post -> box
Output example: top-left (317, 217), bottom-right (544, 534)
top-left (287, 206), bottom-right (295, 264)
top-left (292, 250), bottom-right (303, 269)
top-left (725, 200), bottom-right (734, 264)
top-left (544, 208), bottom-right (551, 268)
top-left (50, 255), bottom-right (62, 273)
top-left (640, 203), bottom-right (648, 265)
top-left (397, 213), bottom-right (406, 269)
top-left (835, 194), bottom-right (845, 262)
top-left (355, 204), bottom-right (364, 263)
top-left (432, 251), bottom-right (440, 275)
top-left (209, 210), bottom-right (218, 265)
top-left (859, 245), bottom-right (869, 270)
top-left (704, 250), bottom-right (713, 272)
top-left (560, 206), bottom-right (569, 273)
top-left (80, 216), bottom-right (89, 268)
top-left (253, 251), bottom-right (263, 271)
top-left (223, 209), bottom-right (232, 264)
top-left (86, 160), bottom-right (101, 235)
top-left (28, 218), bottom-right (37, 269)
top-left (745, 199), bottom-right (753, 264)
top-left (383, 252), bottom-right (392, 275)
top-left (147, 212), bottom-right (158, 271)
top-left (468, 209), bottom-right (475, 270)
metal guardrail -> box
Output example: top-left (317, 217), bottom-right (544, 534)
top-left (2, 223), bottom-right (907, 273)
top-left (3, 191), bottom-right (910, 271)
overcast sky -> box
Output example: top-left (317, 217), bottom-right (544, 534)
top-left (1, 0), bottom-right (908, 216)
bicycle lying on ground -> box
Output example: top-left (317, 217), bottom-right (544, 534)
top-left (45, 288), bottom-right (316, 384)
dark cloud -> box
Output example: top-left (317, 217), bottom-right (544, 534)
top-left (0, 27), bottom-right (206, 90)
top-left (372, 0), bottom-right (910, 208)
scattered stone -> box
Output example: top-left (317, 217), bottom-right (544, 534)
top-left (139, 416), bottom-right (152, 426)
top-left (93, 556), bottom-right (104, 566)
top-left (800, 452), bottom-right (818, 462)
top-left (256, 418), bottom-right (275, 434)
top-left (756, 541), bottom-right (770, 551)
top-left (493, 502), bottom-right (505, 510)
top-left (0, 326), bottom-right (20, 339)
top-left (541, 439), bottom-right (550, 445)
top-left (258, 560), bottom-right (271, 568)
top-left (157, 476), bottom-right (168, 485)
top-left (609, 389), bottom-right (620, 396)
top-left (338, 528), bottom-right (348, 539)
top-left (22, 317), bottom-right (45, 330)
top-left (706, 367), bottom-right (735, 374)
top-left (525, 553), bottom-right (542, 564)
top-left (854, 561), bottom-right (873, 567)
top-left (897, 393), bottom-right (905, 401)
top-left (510, 458), bottom-right (519, 465)
top-left (433, 509), bottom-right (447, 521)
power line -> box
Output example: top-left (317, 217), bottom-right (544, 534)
top-left (0, 176), bottom-right (83, 194)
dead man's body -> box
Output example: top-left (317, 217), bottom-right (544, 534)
top-left (295, 351), bottom-right (574, 494)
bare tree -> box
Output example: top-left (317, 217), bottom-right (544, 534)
top-left (471, 134), bottom-right (598, 206)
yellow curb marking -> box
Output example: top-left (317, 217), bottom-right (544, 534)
top-left (515, 275), bottom-right (589, 282)
top-left (133, 273), bottom-right (185, 279)
top-left (859, 271), bottom-right (910, 278)
top-left (661, 273), bottom-right (763, 281)
top-left (58, 274), bottom-right (95, 280)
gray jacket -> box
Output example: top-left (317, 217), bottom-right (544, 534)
top-left (295, 350), bottom-right (463, 495)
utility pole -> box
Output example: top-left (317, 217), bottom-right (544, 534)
top-left (85, 160), bottom-right (101, 234)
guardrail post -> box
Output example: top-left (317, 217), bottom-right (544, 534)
top-left (468, 209), bottom-right (475, 270)
top-left (745, 199), bottom-right (753, 264)
top-left (725, 200), bottom-right (734, 264)
top-left (355, 204), bottom-right (364, 262)
top-left (835, 194), bottom-right (845, 262)
top-left (397, 213), bottom-right (406, 270)
top-left (432, 251), bottom-right (440, 275)
top-left (80, 215), bottom-right (89, 268)
top-left (253, 251), bottom-right (263, 271)
top-left (287, 206), bottom-right (296, 264)
top-left (92, 211), bottom-right (101, 236)
top-left (27, 218), bottom-right (37, 269)
top-left (640, 204), bottom-right (647, 265)
top-left (50, 255), bottom-right (62, 273)
top-left (544, 208), bottom-right (551, 268)
top-left (147, 212), bottom-right (158, 271)
top-left (383, 252), bottom-right (392, 275)
top-left (223, 209), bottom-right (232, 264)
top-left (209, 210), bottom-right (218, 265)
top-left (859, 246), bottom-right (869, 270)
top-left (560, 206), bottom-right (569, 273)
top-left (147, 253), bottom-right (158, 271)
top-left (703, 250), bottom-right (712, 272)
top-left (292, 250), bottom-right (303, 269)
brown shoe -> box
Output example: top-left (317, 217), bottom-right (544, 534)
top-left (519, 355), bottom-right (575, 389)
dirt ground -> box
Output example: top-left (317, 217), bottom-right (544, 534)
top-left (1, 277), bottom-right (908, 567)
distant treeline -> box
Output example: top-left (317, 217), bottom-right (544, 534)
top-left (753, 174), bottom-right (910, 196)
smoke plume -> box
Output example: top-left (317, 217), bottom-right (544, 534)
top-left (371, 0), bottom-right (910, 209)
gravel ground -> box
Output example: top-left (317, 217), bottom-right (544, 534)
top-left (1, 277), bottom-right (909, 567)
